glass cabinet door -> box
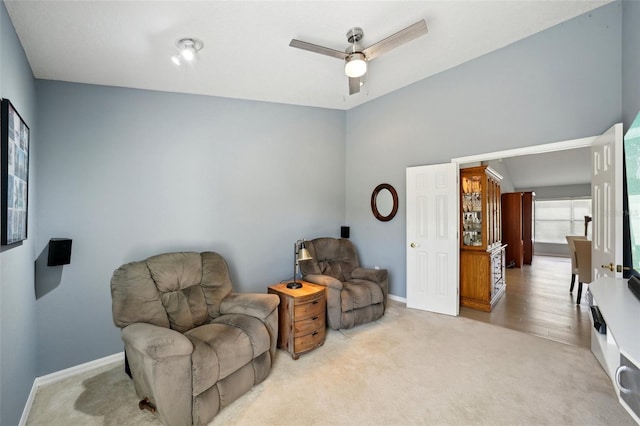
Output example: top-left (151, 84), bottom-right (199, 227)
top-left (461, 174), bottom-right (483, 247)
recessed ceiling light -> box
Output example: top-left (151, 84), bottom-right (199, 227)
top-left (171, 37), bottom-right (204, 66)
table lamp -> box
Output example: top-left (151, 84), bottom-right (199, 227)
top-left (288, 239), bottom-right (312, 289)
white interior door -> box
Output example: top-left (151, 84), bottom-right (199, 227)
top-left (406, 163), bottom-right (459, 316)
top-left (592, 123), bottom-right (624, 280)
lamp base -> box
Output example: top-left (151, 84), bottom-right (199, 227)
top-left (287, 281), bottom-right (303, 289)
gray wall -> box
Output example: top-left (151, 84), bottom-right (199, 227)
top-left (516, 183), bottom-right (591, 200)
top-left (345, 2), bottom-right (622, 298)
top-left (33, 81), bottom-right (346, 375)
top-left (484, 160), bottom-right (515, 193)
top-left (622, 0), bottom-right (640, 129)
top-left (0, 2), bottom-right (38, 425)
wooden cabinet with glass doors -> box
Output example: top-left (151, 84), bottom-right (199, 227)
top-left (460, 166), bottom-right (507, 312)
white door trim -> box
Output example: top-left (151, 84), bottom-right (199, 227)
top-left (451, 135), bottom-right (597, 165)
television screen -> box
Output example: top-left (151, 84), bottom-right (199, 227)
top-left (624, 111), bottom-right (640, 277)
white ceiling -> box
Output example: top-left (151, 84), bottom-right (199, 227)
top-left (4, 0), bottom-right (612, 111)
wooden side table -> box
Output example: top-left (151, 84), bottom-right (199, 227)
top-left (267, 281), bottom-right (326, 359)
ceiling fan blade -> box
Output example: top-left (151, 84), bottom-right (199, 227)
top-left (289, 39), bottom-right (348, 60)
top-left (348, 77), bottom-right (361, 95)
top-left (363, 19), bottom-right (428, 61)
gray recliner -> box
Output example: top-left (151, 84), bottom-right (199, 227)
top-left (299, 237), bottom-right (388, 329)
top-left (110, 251), bottom-right (279, 426)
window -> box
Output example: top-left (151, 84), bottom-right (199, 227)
top-left (535, 199), bottom-right (592, 244)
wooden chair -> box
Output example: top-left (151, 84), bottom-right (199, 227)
top-left (573, 239), bottom-right (592, 305)
top-left (565, 235), bottom-right (588, 294)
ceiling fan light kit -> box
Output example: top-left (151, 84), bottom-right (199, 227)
top-left (171, 37), bottom-right (204, 66)
top-left (289, 19), bottom-right (428, 95)
top-left (345, 53), bottom-right (367, 78)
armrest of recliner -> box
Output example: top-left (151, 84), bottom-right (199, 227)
top-left (351, 267), bottom-right (388, 284)
top-left (220, 293), bottom-right (280, 359)
top-left (121, 323), bottom-right (193, 426)
top-left (121, 322), bottom-right (193, 360)
top-left (303, 274), bottom-right (343, 290)
top-left (220, 293), bottom-right (279, 322)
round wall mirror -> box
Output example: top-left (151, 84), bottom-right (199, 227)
top-left (371, 183), bottom-right (398, 222)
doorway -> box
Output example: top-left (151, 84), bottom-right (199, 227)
top-left (451, 135), bottom-right (597, 348)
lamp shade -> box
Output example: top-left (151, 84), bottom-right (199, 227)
top-left (297, 247), bottom-right (312, 262)
top-left (345, 53), bottom-right (367, 78)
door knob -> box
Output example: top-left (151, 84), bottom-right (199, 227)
top-left (601, 263), bottom-right (631, 272)
top-left (601, 263), bottom-right (615, 272)
top-left (410, 242), bottom-right (420, 248)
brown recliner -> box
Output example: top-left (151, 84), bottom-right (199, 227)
top-left (110, 251), bottom-right (279, 426)
top-left (299, 237), bottom-right (388, 329)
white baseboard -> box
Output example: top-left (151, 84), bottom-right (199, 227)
top-left (534, 252), bottom-right (570, 258)
top-left (388, 293), bottom-right (406, 304)
top-left (19, 352), bottom-right (124, 426)
top-left (35, 352), bottom-right (124, 387)
top-left (18, 381), bottom-right (38, 426)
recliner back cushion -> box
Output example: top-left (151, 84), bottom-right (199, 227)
top-left (111, 251), bottom-right (234, 333)
top-left (111, 261), bottom-right (170, 329)
top-left (147, 252), bottom-right (209, 332)
top-left (318, 260), bottom-right (346, 281)
top-left (200, 251), bottom-right (234, 319)
top-left (301, 238), bottom-right (360, 281)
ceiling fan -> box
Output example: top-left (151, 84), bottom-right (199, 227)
top-left (289, 19), bottom-right (428, 95)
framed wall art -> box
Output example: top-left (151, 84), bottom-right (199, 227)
top-left (1, 99), bottom-right (30, 245)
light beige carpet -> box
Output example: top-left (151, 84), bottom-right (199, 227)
top-left (26, 300), bottom-right (635, 425)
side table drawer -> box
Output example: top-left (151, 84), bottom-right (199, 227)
top-left (294, 296), bottom-right (325, 320)
top-left (294, 314), bottom-right (325, 337)
top-left (295, 327), bottom-right (326, 354)
top-left (293, 290), bottom-right (324, 305)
